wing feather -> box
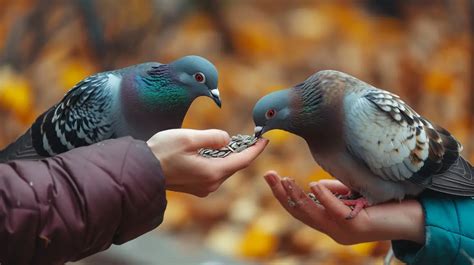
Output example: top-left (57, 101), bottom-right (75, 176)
top-left (345, 88), bottom-right (473, 197)
top-left (31, 73), bottom-right (119, 156)
top-left (0, 129), bottom-right (43, 162)
top-left (345, 91), bottom-right (425, 182)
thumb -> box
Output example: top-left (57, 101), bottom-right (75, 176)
top-left (184, 129), bottom-right (231, 151)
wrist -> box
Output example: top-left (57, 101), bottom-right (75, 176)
top-left (400, 200), bottom-right (425, 244)
top-left (367, 200), bottom-right (425, 244)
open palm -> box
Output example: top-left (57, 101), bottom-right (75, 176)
top-left (263, 171), bottom-right (425, 245)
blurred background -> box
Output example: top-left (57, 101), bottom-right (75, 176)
top-left (0, 0), bottom-right (473, 264)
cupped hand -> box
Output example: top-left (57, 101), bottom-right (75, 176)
top-left (147, 129), bottom-right (268, 197)
top-left (264, 171), bottom-right (425, 245)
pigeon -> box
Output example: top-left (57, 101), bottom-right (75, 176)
top-left (253, 70), bottom-right (474, 218)
top-left (0, 55), bottom-right (221, 162)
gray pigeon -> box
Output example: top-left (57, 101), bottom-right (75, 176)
top-left (253, 70), bottom-right (473, 218)
top-left (0, 55), bottom-right (221, 162)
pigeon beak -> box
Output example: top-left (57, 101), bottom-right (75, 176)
top-left (210, 88), bottom-right (222, 108)
top-left (254, 126), bottom-right (264, 138)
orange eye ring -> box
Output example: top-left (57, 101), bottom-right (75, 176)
top-left (266, 109), bottom-right (276, 119)
top-left (194, 72), bottom-right (206, 83)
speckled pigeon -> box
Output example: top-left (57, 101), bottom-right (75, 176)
top-left (253, 70), bottom-right (473, 218)
top-left (0, 55), bottom-right (221, 162)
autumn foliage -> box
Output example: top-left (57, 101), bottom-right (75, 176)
top-left (0, 1), bottom-right (472, 264)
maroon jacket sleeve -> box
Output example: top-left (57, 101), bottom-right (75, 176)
top-left (0, 137), bottom-right (167, 265)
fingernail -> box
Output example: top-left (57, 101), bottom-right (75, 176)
top-left (309, 182), bottom-right (318, 187)
top-left (264, 174), bottom-right (278, 187)
top-left (257, 138), bottom-right (269, 145)
top-left (310, 183), bottom-right (322, 195)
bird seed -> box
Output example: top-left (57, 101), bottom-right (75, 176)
top-left (198, 134), bottom-right (258, 158)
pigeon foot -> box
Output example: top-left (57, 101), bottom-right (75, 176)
top-left (341, 197), bottom-right (369, 219)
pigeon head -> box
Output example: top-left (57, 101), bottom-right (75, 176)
top-left (252, 89), bottom-right (294, 137)
top-left (170, 55), bottom-right (221, 107)
top-left (119, 55), bottom-right (221, 139)
top-left (253, 71), bottom-right (338, 139)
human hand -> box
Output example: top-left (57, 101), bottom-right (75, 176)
top-left (147, 129), bottom-right (268, 197)
top-left (263, 171), bottom-right (425, 245)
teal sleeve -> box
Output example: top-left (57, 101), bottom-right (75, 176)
top-left (392, 193), bottom-right (474, 265)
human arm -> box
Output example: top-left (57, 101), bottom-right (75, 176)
top-left (0, 137), bottom-right (167, 265)
top-left (392, 193), bottom-right (474, 265)
top-left (0, 129), bottom-right (267, 264)
top-left (263, 171), bottom-right (424, 244)
top-left (264, 171), bottom-right (474, 264)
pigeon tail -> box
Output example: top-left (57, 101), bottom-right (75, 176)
top-left (428, 156), bottom-right (474, 196)
top-left (0, 129), bottom-right (42, 163)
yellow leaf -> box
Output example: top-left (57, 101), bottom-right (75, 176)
top-left (349, 242), bottom-right (378, 256)
top-left (306, 168), bottom-right (334, 183)
top-left (265, 130), bottom-right (291, 145)
top-left (0, 67), bottom-right (33, 121)
top-left (60, 60), bottom-right (94, 90)
top-left (238, 223), bottom-right (278, 258)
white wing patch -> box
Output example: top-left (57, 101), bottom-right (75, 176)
top-left (42, 133), bottom-right (54, 155)
top-left (107, 73), bottom-right (122, 91)
top-left (344, 89), bottom-right (431, 182)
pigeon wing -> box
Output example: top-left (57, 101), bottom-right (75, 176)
top-left (31, 72), bottom-right (120, 156)
top-left (345, 89), bottom-right (474, 196)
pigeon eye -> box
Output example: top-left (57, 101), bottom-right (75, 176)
top-left (194, 72), bottom-right (206, 83)
top-left (265, 109), bottom-right (276, 119)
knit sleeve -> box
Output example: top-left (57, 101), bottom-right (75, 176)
top-left (392, 193), bottom-right (474, 265)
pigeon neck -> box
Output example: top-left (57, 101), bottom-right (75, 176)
top-left (302, 127), bottom-right (345, 154)
top-left (138, 66), bottom-right (193, 111)
top-left (293, 101), bottom-right (345, 154)
top-left (136, 82), bottom-right (193, 124)
top-left (120, 71), bottom-right (193, 139)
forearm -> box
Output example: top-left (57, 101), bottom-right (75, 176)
top-left (393, 193), bottom-right (474, 265)
top-left (0, 137), bottom-right (167, 264)
top-left (367, 200), bottom-right (425, 243)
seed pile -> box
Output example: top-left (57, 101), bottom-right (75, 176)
top-left (199, 134), bottom-right (258, 158)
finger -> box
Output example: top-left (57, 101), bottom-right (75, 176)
top-left (281, 178), bottom-right (312, 208)
top-left (310, 183), bottom-right (351, 220)
top-left (215, 138), bottom-right (269, 174)
top-left (185, 129), bottom-right (231, 151)
top-left (263, 171), bottom-right (293, 212)
top-left (280, 176), bottom-right (326, 229)
top-left (311, 179), bottom-right (351, 195)
top-left (266, 172), bottom-right (328, 231)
